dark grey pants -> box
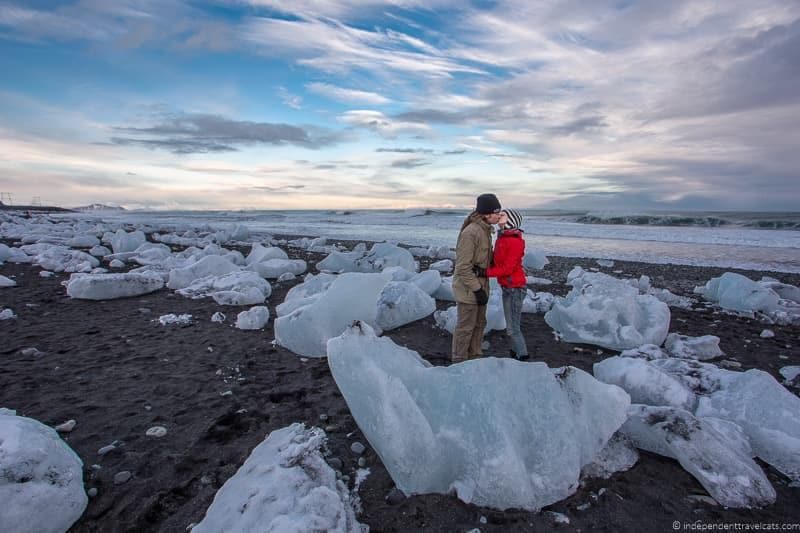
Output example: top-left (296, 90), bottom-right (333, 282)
top-left (502, 287), bottom-right (528, 357)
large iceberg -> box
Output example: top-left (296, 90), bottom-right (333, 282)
top-left (545, 269), bottom-right (670, 350)
top-left (275, 272), bottom-right (390, 357)
top-left (327, 323), bottom-right (630, 511)
top-left (0, 409), bottom-right (88, 533)
top-left (65, 272), bottom-right (165, 300)
top-left (192, 423), bottom-right (364, 533)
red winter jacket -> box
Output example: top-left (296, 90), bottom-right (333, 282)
top-left (486, 229), bottom-right (526, 288)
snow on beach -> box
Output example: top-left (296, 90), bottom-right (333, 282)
top-left (1, 209), bottom-right (800, 530)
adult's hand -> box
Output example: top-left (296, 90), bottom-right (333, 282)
top-left (473, 266), bottom-right (487, 278)
top-left (473, 288), bottom-right (489, 306)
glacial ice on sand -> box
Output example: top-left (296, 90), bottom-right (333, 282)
top-left (0, 408), bottom-right (88, 533)
top-left (375, 281), bottom-right (436, 331)
top-left (192, 423), bottom-right (364, 533)
top-left (664, 333), bottom-right (723, 360)
top-left (621, 405), bottom-right (776, 508)
top-left (694, 272), bottom-right (779, 314)
top-left (593, 356), bottom-right (696, 411)
top-left (235, 306), bottom-right (270, 330)
top-left (545, 269), bottom-right (670, 350)
top-left (326, 322), bottom-right (630, 512)
top-left (274, 272), bottom-right (390, 357)
top-left (65, 272), bottom-right (165, 300)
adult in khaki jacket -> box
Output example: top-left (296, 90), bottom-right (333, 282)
top-left (451, 193), bottom-right (502, 362)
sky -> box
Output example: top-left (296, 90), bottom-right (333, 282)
top-left (0, 0), bottom-right (798, 211)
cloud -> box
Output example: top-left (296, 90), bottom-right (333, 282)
top-left (390, 157), bottom-right (429, 168)
top-left (110, 113), bottom-right (345, 153)
top-left (376, 147), bottom-right (434, 153)
top-left (307, 82), bottom-right (391, 105)
top-left (277, 86), bottom-right (303, 109)
top-left (252, 184), bottom-right (306, 192)
top-left (340, 110), bottom-right (431, 138)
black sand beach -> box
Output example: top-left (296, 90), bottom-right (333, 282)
top-left (1, 236), bottom-right (799, 532)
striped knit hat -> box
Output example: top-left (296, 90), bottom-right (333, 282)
top-left (502, 208), bottom-right (523, 230)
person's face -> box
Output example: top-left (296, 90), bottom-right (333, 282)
top-left (496, 212), bottom-right (509, 228)
top-left (484, 212), bottom-right (502, 225)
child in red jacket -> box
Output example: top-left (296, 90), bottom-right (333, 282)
top-left (481, 209), bottom-right (529, 360)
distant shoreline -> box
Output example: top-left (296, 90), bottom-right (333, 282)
top-left (0, 204), bottom-right (74, 213)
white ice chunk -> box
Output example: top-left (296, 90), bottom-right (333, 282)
top-left (760, 329), bottom-right (775, 338)
top-left (694, 368), bottom-right (800, 481)
top-left (596, 259), bottom-right (615, 268)
top-left (375, 281), bottom-right (436, 331)
top-left (526, 276), bottom-right (553, 286)
top-left (284, 273), bottom-right (336, 302)
top-left (432, 276), bottom-right (455, 301)
top-left (618, 344), bottom-right (668, 360)
top-left (177, 271), bottom-right (271, 306)
top-left (88, 245), bottom-right (111, 257)
top-left (158, 313), bottom-right (192, 326)
top-left (0, 243), bottom-right (11, 262)
top-left (522, 290), bottom-right (554, 313)
top-left (779, 366), bottom-right (800, 386)
top-left (523, 250), bottom-right (549, 270)
top-left (758, 277), bottom-right (800, 304)
top-left (248, 258), bottom-right (307, 279)
top-left (327, 322), bottom-right (630, 512)
top-left (316, 250), bottom-right (364, 273)
top-left (0, 410), bottom-right (88, 533)
top-left (381, 266), bottom-right (414, 281)
top-left (545, 271), bottom-right (670, 350)
top-left (410, 270), bottom-right (442, 295)
top-left (66, 234), bottom-right (100, 248)
top-left (429, 259), bottom-right (453, 272)
top-left (191, 423), bottom-right (364, 533)
top-left (66, 272), bottom-right (165, 300)
top-left (581, 432), bottom-right (639, 479)
top-left (694, 272), bottom-right (779, 314)
top-left (355, 243), bottom-right (416, 273)
top-left (245, 243), bottom-right (288, 265)
top-left (167, 255), bottom-right (239, 290)
top-left (0, 308), bottom-right (16, 320)
top-left (621, 405), bottom-right (775, 508)
top-left (110, 229), bottom-right (146, 254)
top-left (274, 272), bottom-right (390, 357)
top-left (211, 312), bottom-right (226, 323)
top-left (0, 275), bottom-right (16, 287)
top-left (108, 259), bottom-right (125, 269)
top-left (235, 306), bottom-right (270, 330)
top-left (664, 333), bottom-right (724, 360)
top-left (594, 356), bottom-right (697, 411)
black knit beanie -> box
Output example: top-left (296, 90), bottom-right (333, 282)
top-left (475, 193), bottom-right (501, 214)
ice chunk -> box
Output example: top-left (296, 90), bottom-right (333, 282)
top-left (177, 271), bottom-right (271, 306)
top-left (432, 276), bottom-right (455, 301)
top-left (211, 312), bottom-right (226, 323)
top-left (779, 366), bottom-right (800, 387)
top-left (0, 274), bottom-right (16, 287)
top-left (523, 250), bottom-right (549, 270)
top-left (66, 234), bottom-right (100, 248)
top-left (192, 423), bottom-right (363, 533)
top-left (694, 272), bottom-right (779, 314)
top-left (245, 243), bottom-right (288, 265)
top-left (664, 333), bottom-right (724, 360)
top-left (410, 269), bottom-right (442, 295)
top-left (248, 258), bottom-right (307, 279)
top-left (0, 308), bottom-right (16, 320)
top-left (108, 259), bottom-right (125, 269)
top-left (167, 255), bottom-right (240, 290)
top-left (235, 306), bottom-right (270, 330)
top-left (0, 243), bottom-right (11, 262)
top-left (316, 250), bottom-right (364, 273)
top-left (65, 272), bottom-right (164, 300)
top-left (429, 259), bottom-right (453, 272)
top-left (760, 329), bottom-right (775, 338)
top-left (158, 313), bottom-right (192, 326)
top-left (621, 405), bottom-right (775, 508)
top-left (694, 368), bottom-right (800, 481)
top-left (594, 356), bottom-right (697, 411)
top-left (581, 432), bottom-right (639, 479)
top-left (596, 259), bottom-right (615, 268)
top-left (382, 266), bottom-right (414, 281)
top-left (355, 243), bottom-right (416, 273)
top-left (545, 271), bottom-right (670, 350)
top-left (285, 273), bottom-right (336, 302)
top-left (758, 277), bottom-right (800, 304)
top-left (110, 229), bottom-right (146, 254)
top-left (526, 276), bottom-right (553, 286)
top-left (88, 245), bottom-right (111, 257)
top-left (619, 344), bottom-right (667, 360)
top-left (375, 281), bottom-right (436, 331)
top-left (522, 290), bottom-right (554, 313)
top-left (0, 410), bottom-right (88, 533)
top-left (327, 322), bottom-right (630, 512)
top-left (275, 272), bottom-right (391, 357)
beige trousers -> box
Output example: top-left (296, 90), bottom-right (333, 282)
top-left (451, 302), bottom-right (487, 362)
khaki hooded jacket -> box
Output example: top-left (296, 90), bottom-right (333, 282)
top-left (452, 212), bottom-right (494, 304)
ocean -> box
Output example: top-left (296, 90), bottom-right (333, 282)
top-left (73, 209), bottom-right (800, 273)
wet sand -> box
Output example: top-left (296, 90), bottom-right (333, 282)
top-left (1, 236), bottom-right (799, 532)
